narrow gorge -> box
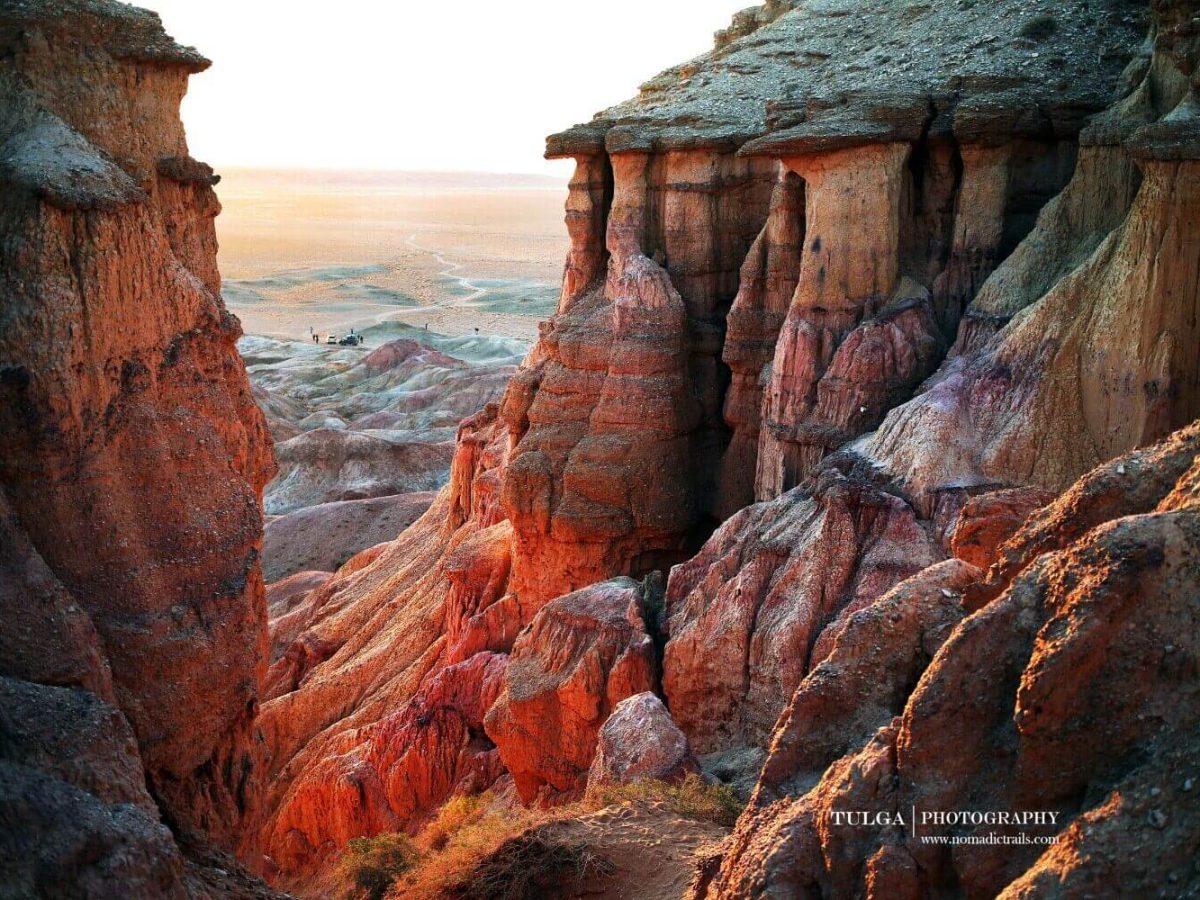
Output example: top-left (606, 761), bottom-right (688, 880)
top-left (2, 0), bottom-right (1199, 898)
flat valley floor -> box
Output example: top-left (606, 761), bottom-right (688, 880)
top-left (218, 168), bottom-right (568, 345)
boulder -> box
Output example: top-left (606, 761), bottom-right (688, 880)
top-left (485, 578), bottom-right (658, 804)
top-left (586, 692), bottom-right (699, 791)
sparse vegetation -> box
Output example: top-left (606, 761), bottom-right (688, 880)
top-left (394, 792), bottom-right (546, 898)
top-left (1019, 14), bottom-right (1059, 40)
top-left (442, 833), bottom-right (613, 900)
top-left (587, 773), bottom-right (744, 827)
top-left (337, 833), bottom-right (419, 900)
top-left (351, 776), bottom-right (743, 898)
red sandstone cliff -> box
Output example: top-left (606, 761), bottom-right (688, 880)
top-left (0, 2), bottom-right (278, 895)
top-left (7, 1), bottom-right (1199, 898)
top-left (250, 1), bottom-right (1191, 893)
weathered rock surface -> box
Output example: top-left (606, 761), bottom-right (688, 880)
top-left (690, 10), bottom-right (1200, 892)
top-left (663, 465), bottom-right (941, 753)
top-left (255, 409), bottom-right (517, 883)
top-left (861, 29), bottom-right (1200, 511)
top-left (0, 2), bottom-right (281, 894)
top-left (262, 490), bottom-right (435, 581)
top-left (240, 334), bottom-right (517, 516)
top-left (484, 578), bottom-right (659, 804)
top-left (704, 420), bottom-right (1200, 898)
top-left (254, 2), bottom-right (1169, 889)
top-left (13, 1), bottom-right (1163, 894)
top-left (263, 651), bottom-right (506, 872)
top-left (947, 486), bottom-right (1054, 570)
top-left (586, 692), bottom-right (699, 792)
top-left (513, 0), bottom-right (1145, 608)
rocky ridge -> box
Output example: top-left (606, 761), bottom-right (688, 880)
top-left (5, 1), bottom-right (1200, 898)
top-left (0, 1), bottom-right (280, 895)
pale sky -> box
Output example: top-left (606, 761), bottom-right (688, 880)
top-left (146, 0), bottom-right (751, 176)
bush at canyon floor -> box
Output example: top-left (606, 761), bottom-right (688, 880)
top-left (3, 0), bottom-right (1200, 898)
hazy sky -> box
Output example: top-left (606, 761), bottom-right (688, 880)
top-left (147, 1), bottom-right (750, 176)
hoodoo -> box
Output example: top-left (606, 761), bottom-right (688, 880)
top-left (5, 0), bottom-right (1200, 897)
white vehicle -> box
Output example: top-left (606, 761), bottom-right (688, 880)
top-left (325, 334), bottom-right (338, 345)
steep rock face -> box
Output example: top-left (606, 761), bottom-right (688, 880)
top-left (0, 2), bottom-right (275, 889)
top-left (255, 409), bottom-right (518, 879)
top-left (484, 578), bottom-right (658, 804)
top-left (501, 150), bottom-right (775, 604)
top-left (697, 10), bottom-right (1200, 891)
top-left (497, 0), bottom-right (1145, 607)
top-left (749, 558), bottom-right (978, 805)
top-left (861, 26), bottom-right (1200, 511)
top-left (718, 170), bottom-right (804, 516)
top-left (662, 466), bottom-right (940, 754)
top-left (706, 420), bottom-right (1200, 898)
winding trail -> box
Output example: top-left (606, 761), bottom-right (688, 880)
top-left (404, 233), bottom-right (490, 307)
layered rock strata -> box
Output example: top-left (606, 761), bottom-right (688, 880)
top-left (0, 1), bottom-right (277, 893)
top-left (252, 0), bottom-right (1161, 885)
top-left (703, 420), bottom-right (1200, 898)
top-left (688, 3), bottom-right (1200, 894)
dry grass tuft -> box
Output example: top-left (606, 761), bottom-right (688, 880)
top-left (587, 773), bottom-right (744, 827)
top-left (440, 832), bottom-right (613, 900)
top-left (353, 775), bottom-right (743, 898)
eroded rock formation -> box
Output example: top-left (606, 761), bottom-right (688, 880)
top-left (704, 421), bottom-right (1200, 898)
top-left (13, 0), bottom-right (1178, 895)
top-left (484, 578), bottom-right (659, 804)
top-left (687, 3), bottom-right (1200, 895)
top-left (250, 0), bottom-right (1178, 889)
top-left (0, 1), bottom-right (278, 894)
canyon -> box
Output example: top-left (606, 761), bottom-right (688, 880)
top-left (2, 0), bottom-right (1199, 898)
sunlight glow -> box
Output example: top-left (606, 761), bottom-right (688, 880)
top-left (145, 0), bottom-right (751, 175)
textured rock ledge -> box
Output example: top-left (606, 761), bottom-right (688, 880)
top-left (0, 2), bottom-right (279, 894)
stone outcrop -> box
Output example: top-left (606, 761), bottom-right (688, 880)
top-left (662, 465), bottom-right (940, 754)
top-left (546, 0), bottom-right (1143, 523)
top-left (500, 150), bottom-right (775, 605)
top-left (585, 691), bottom-right (699, 792)
top-left (687, 6), bottom-right (1200, 894)
top-left (252, 0), bottom-right (1166, 887)
top-left (947, 487), bottom-right (1054, 570)
top-left (0, 2), bottom-right (279, 893)
top-left (703, 420), bottom-right (1200, 898)
top-left (861, 13), bottom-right (1200, 511)
top-left (263, 651), bottom-right (506, 873)
top-left (484, 578), bottom-right (659, 804)
top-left (254, 409), bottom-right (517, 882)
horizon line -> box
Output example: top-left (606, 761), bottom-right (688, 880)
top-left (211, 163), bottom-right (570, 180)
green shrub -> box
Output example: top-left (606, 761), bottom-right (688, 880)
top-left (338, 833), bottom-right (420, 900)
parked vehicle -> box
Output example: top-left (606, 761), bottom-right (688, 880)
top-left (338, 334), bottom-right (363, 346)
top-left (325, 334), bottom-right (338, 344)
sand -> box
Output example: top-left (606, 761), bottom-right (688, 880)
top-left (521, 802), bottom-right (727, 900)
top-left (216, 168), bottom-right (568, 342)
